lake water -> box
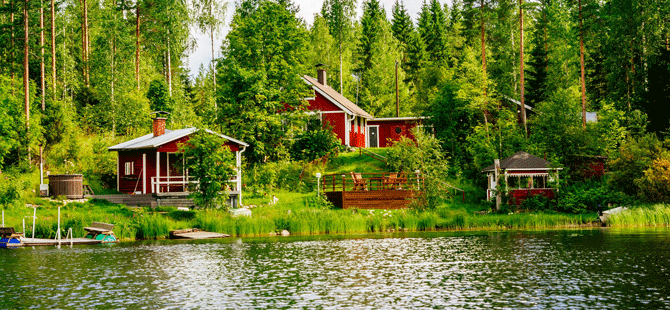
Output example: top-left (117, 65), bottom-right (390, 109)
top-left (1, 229), bottom-right (669, 309)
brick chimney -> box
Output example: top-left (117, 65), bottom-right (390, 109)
top-left (152, 117), bottom-right (167, 137)
top-left (317, 68), bottom-right (327, 86)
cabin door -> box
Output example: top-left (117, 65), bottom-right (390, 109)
top-left (368, 126), bottom-right (379, 148)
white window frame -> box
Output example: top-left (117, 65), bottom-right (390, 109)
top-left (125, 162), bottom-right (134, 175)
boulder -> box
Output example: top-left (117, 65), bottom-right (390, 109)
top-left (281, 229), bottom-right (290, 236)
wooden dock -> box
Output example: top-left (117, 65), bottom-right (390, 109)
top-left (90, 192), bottom-right (195, 208)
top-left (170, 228), bottom-right (230, 239)
top-left (19, 237), bottom-right (105, 246)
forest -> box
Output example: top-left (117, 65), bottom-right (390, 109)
top-left (1, 0), bottom-right (670, 207)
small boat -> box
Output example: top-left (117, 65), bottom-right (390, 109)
top-left (0, 227), bottom-right (22, 248)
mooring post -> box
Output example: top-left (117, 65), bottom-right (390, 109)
top-left (57, 207), bottom-right (61, 245)
top-left (32, 207), bottom-right (36, 239)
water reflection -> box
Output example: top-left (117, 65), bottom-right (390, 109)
top-left (1, 229), bottom-right (669, 309)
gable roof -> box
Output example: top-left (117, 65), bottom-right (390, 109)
top-left (482, 151), bottom-right (559, 172)
top-left (108, 127), bottom-right (248, 151)
top-left (302, 75), bottom-right (373, 119)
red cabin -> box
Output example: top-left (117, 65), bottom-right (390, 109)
top-left (302, 69), bottom-right (424, 148)
top-left (108, 117), bottom-right (248, 205)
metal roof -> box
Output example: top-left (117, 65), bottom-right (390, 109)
top-left (482, 151), bottom-right (560, 172)
top-left (302, 75), bottom-right (373, 119)
top-left (369, 117), bottom-right (427, 121)
top-left (108, 127), bottom-right (248, 151)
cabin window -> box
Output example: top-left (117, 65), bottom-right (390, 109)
top-left (395, 127), bottom-right (402, 134)
top-left (125, 162), bottom-right (134, 175)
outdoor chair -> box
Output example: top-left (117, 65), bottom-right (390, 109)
top-left (350, 172), bottom-right (367, 191)
top-left (383, 173), bottom-right (398, 190)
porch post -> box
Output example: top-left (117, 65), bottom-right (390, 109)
top-left (236, 150), bottom-right (242, 206)
top-left (166, 153), bottom-right (170, 192)
top-left (116, 155), bottom-right (120, 192)
top-left (494, 159), bottom-right (501, 210)
top-left (142, 154), bottom-right (146, 194)
top-left (156, 151), bottom-right (160, 193)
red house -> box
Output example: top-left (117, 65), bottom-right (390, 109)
top-left (108, 117), bottom-right (248, 205)
top-left (302, 69), bottom-right (423, 148)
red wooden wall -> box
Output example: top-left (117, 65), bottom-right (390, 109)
top-left (367, 120), bottom-right (418, 148)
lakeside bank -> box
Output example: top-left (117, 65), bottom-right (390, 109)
top-left (0, 197), bottom-right (635, 242)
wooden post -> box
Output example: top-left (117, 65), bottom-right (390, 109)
top-left (494, 159), bottom-right (501, 210)
top-left (57, 207), bottom-right (61, 245)
top-left (342, 175), bottom-right (346, 192)
top-left (332, 175), bottom-right (335, 192)
top-left (32, 207), bottom-right (36, 239)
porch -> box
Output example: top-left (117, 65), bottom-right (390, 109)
top-left (321, 172), bottom-right (425, 209)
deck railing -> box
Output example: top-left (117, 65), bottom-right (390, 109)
top-left (321, 172), bottom-right (425, 193)
top-left (151, 176), bottom-right (239, 193)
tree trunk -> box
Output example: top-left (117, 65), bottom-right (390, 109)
top-left (211, 27), bottom-right (216, 95)
top-left (339, 40), bottom-right (343, 94)
top-left (579, 0), bottom-right (586, 129)
top-left (481, 0), bottom-right (486, 95)
top-left (84, 0), bottom-right (89, 87)
top-left (519, 0), bottom-right (527, 137)
top-left (167, 33), bottom-right (172, 97)
top-left (111, 20), bottom-right (116, 136)
top-left (81, 0), bottom-right (86, 86)
top-left (51, 0), bottom-right (56, 99)
top-left (11, 3), bottom-right (15, 95)
top-left (135, 5), bottom-right (140, 92)
top-left (481, 0), bottom-right (488, 135)
top-left (24, 0), bottom-right (30, 161)
top-left (40, 3), bottom-right (45, 111)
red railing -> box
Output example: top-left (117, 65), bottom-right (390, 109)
top-left (321, 172), bottom-right (425, 193)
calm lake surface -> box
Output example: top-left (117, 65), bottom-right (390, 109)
top-left (2, 229), bottom-right (670, 309)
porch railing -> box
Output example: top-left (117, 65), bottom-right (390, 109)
top-left (321, 172), bottom-right (424, 193)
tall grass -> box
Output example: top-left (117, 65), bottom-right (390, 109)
top-left (607, 205), bottom-right (670, 227)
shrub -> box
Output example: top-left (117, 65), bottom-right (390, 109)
top-left (386, 128), bottom-right (449, 209)
top-left (290, 122), bottom-right (340, 162)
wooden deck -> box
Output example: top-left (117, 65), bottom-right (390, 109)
top-left (170, 229), bottom-right (230, 239)
top-left (322, 172), bottom-right (424, 209)
top-left (19, 237), bottom-right (106, 246)
top-left (90, 193), bottom-right (196, 208)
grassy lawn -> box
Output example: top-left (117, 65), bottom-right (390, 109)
top-left (325, 148), bottom-right (389, 175)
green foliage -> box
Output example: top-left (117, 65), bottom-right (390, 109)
top-left (386, 128), bottom-right (449, 209)
top-left (217, 0), bottom-right (311, 163)
top-left (557, 181), bottom-right (632, 214)
top-left (0, 76), bottom-right (20, 168)
top-left (147, 79), bottom-right (175, 114)
top-left (290, 122), bottom-right (340, 162)
top-left (179, 130), bottom-right (236, 208)
top-left (245, 161), bottom-right (303, 193)
top-left (608, 134), bottom-right (667, 197)
top-left (636, 154), bottom-right (670, 203)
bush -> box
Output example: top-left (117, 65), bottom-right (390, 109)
top-left (386, 128), bottom-right (449, 209)
top-left (557, 181), bottom-right (632, 213)
top-left (290, 122), bottom-right (340, 162)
